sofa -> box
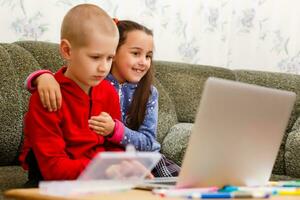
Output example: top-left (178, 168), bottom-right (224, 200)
top-left (1, 41), bottom-right (300, 199)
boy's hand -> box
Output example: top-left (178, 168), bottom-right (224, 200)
top-left (105, 160), bottom-right (154, 179)
top-left (89, 112), bottom-right (115, 136)
top-left (36, 73), bottom-right (62, 112)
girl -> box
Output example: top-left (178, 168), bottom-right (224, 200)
top-left (26, 19), bottom-right (180, 177)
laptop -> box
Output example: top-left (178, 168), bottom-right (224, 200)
top-left (139, 77), bottom-right (296, 189)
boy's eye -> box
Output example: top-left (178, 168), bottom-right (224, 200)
top-left (107, 56), bottom-right (114, 61)
top-left (90, 56), bottom-right (100, 59)
top-left (146, 55), bottom-right (152, 60)
top-left (131, 52), bottom-right (139, 56)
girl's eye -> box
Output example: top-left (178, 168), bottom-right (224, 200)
top-left (146, 55), bottom-right (152, 60)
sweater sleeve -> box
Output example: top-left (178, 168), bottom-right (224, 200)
top-left (120, 86), bottom-right (161, 152)
top-left (25, 69), bottom-right (53, 92)
top-left (106, 119), bottom-right (124, 144)
top-left (106, 86), bottom-right (124, 144)
top-left (24, 93), bottom-right (90, 180)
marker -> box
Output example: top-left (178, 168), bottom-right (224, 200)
top-left (189, 191), bottom-right (270, 199)
top-left (152, 187), bottom-right (219, 197)
top-left (278, 190), bottom-right (300, 196)
top-left (282, 183), bottom-right (300, 187)
top-left (236, 186), bottom-right (298, 194)
top-left (189, 192), bottom-right (231, 199)
top-left (219, 186), bottom-right (238, 193)
top-left (220, 185), bottom-right (299, 195)
top-left (276, 181), bottom-right (300, 187)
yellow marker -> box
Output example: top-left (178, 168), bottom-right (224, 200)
top-left (278, 190), bottom-right (300, 196)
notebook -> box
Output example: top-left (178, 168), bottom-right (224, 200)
top-left (138, 77), bottom-right (296, 189)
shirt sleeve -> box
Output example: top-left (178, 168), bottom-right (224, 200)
top-left (25, 69), bottom-right (53, 92)
top-left (121, 86), bottom-right (161, 152)
top-left (24, 93), bottom-right (90, 180)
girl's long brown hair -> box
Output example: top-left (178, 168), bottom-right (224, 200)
top-left (116, 20), bottom-right (154, 130)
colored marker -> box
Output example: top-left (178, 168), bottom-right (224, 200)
top-left (152, 187), bottom-right (219, 197)
top-left (278, 190), bottom-right (300, 196)
top-left (236, 186), bottom-right (298, 194)
top-left (220, 185), bottom-right (299, 195)
top-left (189, 191), bottom-right (270, 199)
top-left (189, 192), bottom-right (231, 199)
top-left (219, 186), bottom-right (238, 193)
top-left (276, 181), bottom-right (300, 187)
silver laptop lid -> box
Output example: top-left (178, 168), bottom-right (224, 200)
top-left (177, 77), bottom-right (296, 188)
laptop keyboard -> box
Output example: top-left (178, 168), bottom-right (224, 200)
top-left (143, 177), bottom-right (178, 185)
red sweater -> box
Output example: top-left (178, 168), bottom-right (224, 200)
top-left (20, 67), bottom-right (124, 180)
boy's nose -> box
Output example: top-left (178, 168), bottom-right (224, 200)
top-left (97, 61), bottom-right (110, 74)
top-left (97, 65), bottom-right (107, 74)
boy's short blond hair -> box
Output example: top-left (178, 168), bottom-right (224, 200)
top-left (61, 4), bottom-right (118, 47)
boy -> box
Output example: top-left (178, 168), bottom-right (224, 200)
top-left (19, 4), bottom-right (124, 184)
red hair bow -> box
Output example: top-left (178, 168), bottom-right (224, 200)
top-left (113, 18), bottom-right (119, 25)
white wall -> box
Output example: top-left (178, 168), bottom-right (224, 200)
top-left (1, 0), bottom-right (300, 74)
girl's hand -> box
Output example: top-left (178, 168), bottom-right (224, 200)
top-left (36, 73), bottom-right (62, 112)
top-left (89, 112), bottom-right (115, 136)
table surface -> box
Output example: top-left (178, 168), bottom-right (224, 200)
top-left (4, 188), bottom-right (300, 200)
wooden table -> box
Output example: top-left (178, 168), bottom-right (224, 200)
top-left (4, 188), bottom-right (300, 200)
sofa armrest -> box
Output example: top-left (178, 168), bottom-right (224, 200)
top-left (154, 78), bottom-right (178, 144)
top-left (161, 123), bottom-right (193, 165)
top-left (285, 117), bottom-right (300, 178)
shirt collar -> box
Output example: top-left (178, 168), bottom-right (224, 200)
top-left (106, 73), bottom-right (138, 89)
top-left (55, 66), bottom-right (91, 101)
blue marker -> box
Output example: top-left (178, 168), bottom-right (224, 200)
top-left (188, 191), bottom-right (270, 199)
top-left (188, 192), bottom-right (232, 199)
top-left (219, 185), bottom-right (238, 193)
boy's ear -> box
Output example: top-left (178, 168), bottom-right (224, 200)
top-left (60, 39), bottom-right (72, 60)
